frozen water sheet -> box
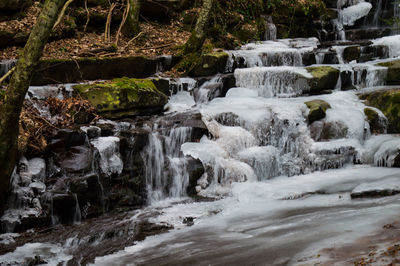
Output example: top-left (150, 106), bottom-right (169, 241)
top-left (91, 166), bottom-right (400, 266)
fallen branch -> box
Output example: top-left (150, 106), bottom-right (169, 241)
top-left (123, 31), bottom-right (143, 49)
top-left (0, 66), bottom-right (16, 84)
top-left (140, 42), bottom-right (175, 50)
top-left (53, 0), bottom-right (75, 29)
top-left (78, 46), bottom-right (117, 57)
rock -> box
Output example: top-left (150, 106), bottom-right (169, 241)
top-left (31, 56), bottom-right (180, 86)
top-left (0, 0), bottom-right (32, 11)
top-left (340, 69), bottom-right (355, 90)
top-left (364, 107), bottom-right (387, 134)
top-left (306, 66), bottom-right (340, 93)
top-left (74, 78), bottom-right (168, 119)
top-left (305, 99), bottom-right (331, 124)
top-left (302, 52), bottom-right (317, 66)
top-left (378, 59), bottom-right (400, 85)
top-left (24, 255), bottom-right (46, 266)
top-left (82, 126), bottom-right (101, 139)
top-left (189, 52), bottom-right (229, 77)
top-left (51, 193), bottom-right (80, 224)
top-left (343, 46), bottom-right (360, 62)
top-left (0, 30), bottom-right (14, 49)
top-left (29, 182), bottom-right (46, 195)
top-left (186, 156), bottom-right (205, 196)
top-left (310, 120), bottom-right (348, 141)
top-left (183, 217), bottom-right (194, 226)
top-left (359, 88), bottom-right (400, 133)
top-left (345, 28), bottom-right (391, 41)
top-left (28, 158), bottom-right (46, 181)
top-left (351, 177), bottom-right (400, 198)
top-left (58, 146), bottom-right (94, 173)
top-left (151, 78), bottom-right (171, 96)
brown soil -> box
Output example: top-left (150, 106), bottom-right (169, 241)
top-left (0, 3), bottom-right (191, 60)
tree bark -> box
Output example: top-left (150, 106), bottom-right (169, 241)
top-left (124, 0), bottom-right (140, 37)
top-left (184, 0), bottom-right (213, 54)
top-left (0, 0), bottom-right (66, 215)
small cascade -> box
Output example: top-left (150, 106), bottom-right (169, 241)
top-left (0, 59), bottom-right (17, 82)
top-left (372, 0), bottom-right (383, 27)
top-left (393, 0), bottom-right (400, 34)
top-left (264, 16), bottom-right (277, 41)
top-left (225, 38), bottom-right (319, 71)
top-left (142, 126), bottom-right (193, 203)
top-left (234, 66), bottom-right (312, 97)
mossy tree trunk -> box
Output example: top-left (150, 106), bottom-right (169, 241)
top-left (124, 0), bottom-right (140, 37)
top-left (0, 0), bottom-right (66, 215)
top-left (184, 0), bottom-right (214, 54)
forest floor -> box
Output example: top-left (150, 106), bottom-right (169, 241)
top-left (0, 2), bottom-right (191, 60)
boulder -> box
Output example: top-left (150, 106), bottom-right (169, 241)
top-left (378, 59), bottom-right (400, 85)
top-left (189, 52), bottom-right (229, 77)
top-left (364, 107), bottom-right (387, 134)
top-left (310, 120), bottom-right (348, 141)
top-left (305, 99), bottom-right (331, 124)
top-left (343, 46), bottom-right (360, 62)
top-left (359, 88), bottom-right (400, 133)
top-left (306, 66), bottom-right (340, 93)
top-left (58, 146), bottom-right (94, 173)
top-left (74, 78), bottom-right (168, 119)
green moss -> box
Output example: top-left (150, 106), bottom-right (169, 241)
top-left (306, 66), bottom-right (340, 92)
top-left (360, 88), bottom-right (400, 133)
top-left (305, 99), bottom-right (331, 124)
top-left (73, 77), bottom-right (167, 118)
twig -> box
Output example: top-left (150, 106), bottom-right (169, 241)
top-left (140, 42), bottom-right (175, 50)
top-left (115, 0), bottom-right (130, 46)
top-left (99, 52), bottom-right (118, 57)
top-left (83, 0), bottom-right (90, 32)
top-left (123, 31), bottom-right (143, 49)
top-left (105, 3), bottom-right (117, 42)
top-left (53, 0), bottom-right (75, 29)
top-left (0, 66), bottom-right (16, 84)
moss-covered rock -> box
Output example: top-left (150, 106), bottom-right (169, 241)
top-left (359, 88), bottom-right (400, 133)
top-left (74, 78), bottom-right (168, 119)
top-left (305, 99), bottom-right (331, 124)
top-left (189, 51), bottom-right (229, 77)
top-left (306, 66), bottom-right (340, 93)
top-left (31, 56), bottom-right (180, 86)
top-left (343, 46), bottom-right (360, 63)
top-left (377, 60), bottom-right (400, 85)
top-left (364, 107), bottom-right (387, 134)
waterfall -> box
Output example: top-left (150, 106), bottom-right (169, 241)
top-left (264, 16), bottom-right (277, 41)
top-left (394, 0), bottom-right (400, 34)
top-left (234, 66), bottom-right (311, 98)
top-left (142, 126), bottom-right (193, 203)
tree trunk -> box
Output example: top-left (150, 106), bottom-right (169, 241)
top-left (0, 0), bottom-right (66, 215)
top-left (124, 0), bottom-right (140, 37)
top-left (184, 0), bottom-right (213, 54)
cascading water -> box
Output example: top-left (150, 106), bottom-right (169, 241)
top-left (5, 1), bottom-right (400, 263)
top-left (142, 126), bottom-right (193, 203)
